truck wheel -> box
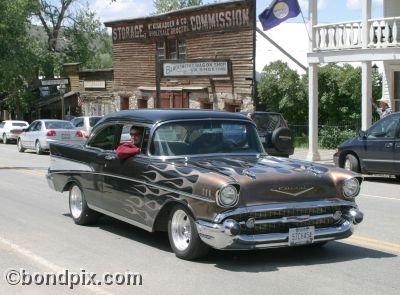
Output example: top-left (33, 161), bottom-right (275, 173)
top-left (168, 205), bottom-right (209, 260)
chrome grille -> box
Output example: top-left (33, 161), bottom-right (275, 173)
top-left (231, 206), bottom-right (350, 235)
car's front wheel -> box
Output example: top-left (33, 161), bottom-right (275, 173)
top-left (69, 183), bottom-right (99, 225)
top-left (2, 133), bottom-right (8, 144)
top-left (17, 139), bottom-right (25, 152)
top-left (344, 154), bottom-right (359, 173)
top-left (168, 205), bottom-right (209, 260)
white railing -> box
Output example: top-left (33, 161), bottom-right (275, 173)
top-left (313, 17), bottom-right (400, 51)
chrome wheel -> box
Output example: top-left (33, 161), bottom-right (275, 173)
top-left (17, 139), bottom-right (25, 152)
top-left (70, 185), bottom-right (83, 219)
top-left (35, 141), bottom-right (43, 155)
top-left (344, 159), bottom-right (351, 170)
top-left (2, 133), bottom-right (7, 144)
top-left (171, 209), bottom-right (192, 251)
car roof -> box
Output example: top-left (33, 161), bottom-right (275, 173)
top-left (240, 111), bottom-right (283, 116)
top-left (99, 109), bottom-right (253, 125)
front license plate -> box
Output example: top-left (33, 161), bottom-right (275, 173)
top-left (288, 226), bottom-right (315, 246)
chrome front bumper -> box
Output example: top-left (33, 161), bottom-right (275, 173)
top-left (196, 220), bottom-right (355, 250)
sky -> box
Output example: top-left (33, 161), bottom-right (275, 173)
top-left (88, 0), bottom-right (384, 24)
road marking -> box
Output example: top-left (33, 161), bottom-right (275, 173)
top-left (360, 193), bottom-right (400, 201)
top-left (0, 236), bottom-right (114, 295)
top-left (344, 235), bottom-right (400, 254)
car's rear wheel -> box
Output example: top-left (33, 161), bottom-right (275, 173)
top-left (168, 205), bottom-right (209, 260)
top-left (69, 183), bottom-right (99, 225)
top-left (344, 154), bottom-right (359, 173)
top-left (35, 140), bottom-right (43, 155)
top-left (17, 139), bottom-right (25, 152)
top-left (2, 133), bottom-right (8, 144)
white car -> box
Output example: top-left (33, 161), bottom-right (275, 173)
top-left (0, 120), bottom-right (29, 144)
top-left (17, 119), bottom-right (86, 154)
top-left (71, 116), bottom-right (102, 138)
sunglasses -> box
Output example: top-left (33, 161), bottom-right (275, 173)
top-left (130, 132), bottom-right (142, 137)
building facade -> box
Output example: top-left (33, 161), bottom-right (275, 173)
top-left (104, 0), bottom-right (256, 112)
top-left (307, 0), bottom-right (400, 160)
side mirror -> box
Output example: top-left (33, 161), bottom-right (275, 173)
top-left (359, 130), bottom-right (367, 139)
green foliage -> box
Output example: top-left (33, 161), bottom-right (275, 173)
top-left (257, 61), bottom-right (307, 123)
top-left (153, 0), bottom-right (203, 13)
top-left (319, 126), bottom-right (357, 149)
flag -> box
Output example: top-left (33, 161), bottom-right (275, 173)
top-left (77, 92), bottom-right (83, 107)
top-left (258, 0), bottom-right (301, 31)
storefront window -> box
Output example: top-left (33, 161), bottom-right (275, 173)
top-left (157, 39), bottom-right (186, 60)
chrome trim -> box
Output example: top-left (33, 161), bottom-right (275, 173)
top-left (196, 220), bottom-right (354, 250)
top-left (214, 200), bottom-right (357, 223)
top-left (215, 183), bottom-right (240, 208)
top-left (239, 213), bottom-right (335, 225)
top-left (88, 204), bottom-right (153, 232)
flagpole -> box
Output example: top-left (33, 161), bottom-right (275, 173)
top-left (256, 27), bottom-right (307, 71)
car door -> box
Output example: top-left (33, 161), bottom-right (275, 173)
top-left (101, 124), bottom-right (153, 227)
top-left (393, 116), bottom-right (400, 175)
top-left (360, 115), bottom-right (399, 173)
top-left (23, 121), bottom-right (38, 148)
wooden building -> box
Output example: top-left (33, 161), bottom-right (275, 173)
top-left (104, 0), bottom-right (256, 112)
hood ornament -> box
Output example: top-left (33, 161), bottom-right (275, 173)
top-left (271, 186), bottom-right (314, 196)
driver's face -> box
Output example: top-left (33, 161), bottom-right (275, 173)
top-left (130, 129), bottom-right (142, 145)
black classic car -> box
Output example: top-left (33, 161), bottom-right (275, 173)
top-left (334, 112), bottom-right (400, 179)
top-left (241, 111), bottom-right (294, 157)
top-left (47, 109), bottom-right (364, 260)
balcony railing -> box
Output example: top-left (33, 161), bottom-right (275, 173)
top-left (313, 17), bottom-right (400, 51)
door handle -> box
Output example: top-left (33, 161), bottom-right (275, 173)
top-left (385, 143), bottom-right (393, 148)
top-left (104, 154), bottom-right (117, 161)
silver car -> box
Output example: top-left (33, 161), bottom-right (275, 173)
top-left (0, 120), bottom-right (29, 144)
top-left (17, 119), bottom-right (86, 154)
top-left (71, 116), bottom-right (102, 138)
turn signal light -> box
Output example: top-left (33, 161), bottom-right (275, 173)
top-left (46, 130), bottom-right (56, 136)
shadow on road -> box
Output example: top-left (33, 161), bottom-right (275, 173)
top-left (63, 213), bottom-right (396, 269)
top-left (363, 176), bottom-right (399, 184)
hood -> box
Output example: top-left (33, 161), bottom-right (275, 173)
top-left (180, 155), bottom-right (353, 206)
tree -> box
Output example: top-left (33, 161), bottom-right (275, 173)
top-left (32, 0), bottom-right (112, 76)
top-left (257, 61), bottom-right (307, 124)
top-left (0, 0), bottom-right (41, 117)
top-left (153, 0), bottom-right (203, 13)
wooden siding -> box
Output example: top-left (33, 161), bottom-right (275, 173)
top-left (112, 29), bottom-right (254, 96)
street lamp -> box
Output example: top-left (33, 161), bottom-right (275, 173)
top-left (372, 64), bottom-right (379, 74)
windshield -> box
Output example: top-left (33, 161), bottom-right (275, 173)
top-left (150, 120), bottom-right (263, 156)
top-left (252, 114), bottom-right (286, 132)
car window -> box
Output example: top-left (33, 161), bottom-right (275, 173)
top-left (34, 121), bottom-right (42, 131)
top-left (0, 122), bottom-right (4, 128)
top-left (88, 124), bottom-right (119, 150)
top-left (367, 116), bottom-right (400, 139)
top-left (45, 121), bottom-right (74, 130)
top-left (72, 118), bottom-right (84, 127)
top-left (89, 117), bottom-right (102, 127)
top-left (119, 124), bottom-right (150, 154)
top-left (12, 123), bottom-right (28, 127)
top-left (251, 114), bottom-right (287, 132)
top-left (26, 122), bottom-right (38, 132)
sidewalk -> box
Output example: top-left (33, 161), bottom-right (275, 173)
top-left (291, 148), bottom-right (336, 166)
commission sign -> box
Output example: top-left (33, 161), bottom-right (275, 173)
top-left (162, 61), bottom-right (230, 77)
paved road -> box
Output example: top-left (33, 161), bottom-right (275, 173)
top-left (0, 144), bottom-right (399, 294)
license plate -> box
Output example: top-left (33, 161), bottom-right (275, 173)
top-left (288, 226), bottom-right (315, 246)
top-left (61, 133), bottom-right (71, 140)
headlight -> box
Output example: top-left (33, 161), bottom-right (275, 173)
top-left (342, 177), bottom-right (360, 198)
top-left (217, 184), bottom-right (239, 207)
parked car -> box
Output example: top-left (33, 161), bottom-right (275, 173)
top-left (334, 112), bottom-right (400, 179)
top-left (71, 116), bottom-right (102, 138)
top-left (241, 111), bottom-right (294, 157)
top-left (47, 109), bottom-right (363, 260)
top-left (17, 119), bottom-right (86, 154)
top-left (0, 120), bottom-right (29, 144)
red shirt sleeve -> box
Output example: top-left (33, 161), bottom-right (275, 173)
top-left (115, 143), bottom-right (141, 160)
